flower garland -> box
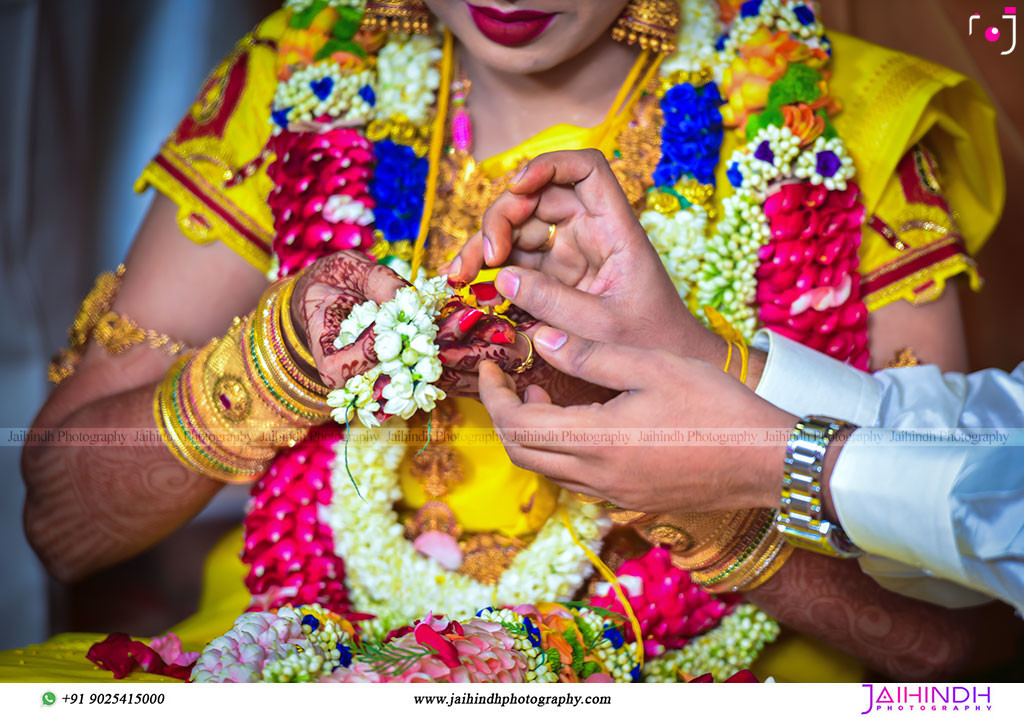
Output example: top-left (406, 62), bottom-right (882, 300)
top-left (241, 427), bottom-right (351, 615)
top-left (641, 0), bottom-right (870, 367)
top-left (189, 602), bottom-right (775, 683)
top-left (642, 604), bottom-right (780, 682)
top-left (589, 546), bottom-right (739, 659)
top-left (327, 276), bottom-right (451, 427)
top-left (320, 420), bottom-right (610, 638)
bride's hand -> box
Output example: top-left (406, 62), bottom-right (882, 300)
top-left (292, 251), bottom-right (529, 390)
top-left (444, 149), bottom-right (723, 362)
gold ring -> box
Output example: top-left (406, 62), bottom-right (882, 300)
top-left (538, 223), bottom-right (557, 252)
top-left (512, 331), bottom-right (535, 374)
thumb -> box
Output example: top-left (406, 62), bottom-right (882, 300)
top-left (530, 327), bottom-right (661, 392)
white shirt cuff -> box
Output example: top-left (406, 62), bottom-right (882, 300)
top-left (830, 433), bottom-right (972, 586)
top-left (752, 330), bottom-right (882, 425)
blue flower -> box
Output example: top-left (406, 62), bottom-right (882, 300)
top-left (655, 80), bottom-right (725, 188)
top-left (630, 665), bottom-right (642, 683)
top-left (337, 643), bottom-right (353, 668)
top-left (301, 614), bottom-right (320, 631)
top-left (715, 34), bottom-right (728, 51)
top-left (741, 0), bottom-right (763, 18)
top-left (664, 83), bottom-right (699, 109)
top-left (523, 617), bottom-right (542, 648)
top-left (754, 140), bottom-right (775, 164)
top-left (358, 83), bottom-right (376, 107)
top-left (310, 76), bottom-right (334, 101)
top-left (272, 107), bottom-right (292, 128)
top-left (602, 626), bottom-right (624, 649)
top-left (727, 161), bottom-right (743, 188)
top-left (370, 139), bottom-right (429, 242)
top-left (794, 4), bottom-right (815, 25)
top-left (816, 150), bottom-right (841, 178)
top-left (653, 163), bottom-right (681, 187)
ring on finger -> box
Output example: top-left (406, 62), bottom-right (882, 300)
top-left (538, 223), bottom-right (557, 252)
top-left (512, 331), bottom-right (535, 374)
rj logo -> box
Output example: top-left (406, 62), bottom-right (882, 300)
top-left (970, 7), bottom-right (1017, 54)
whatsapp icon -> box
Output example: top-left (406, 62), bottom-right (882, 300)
top-left (42, 691), bottom-right (56, 706)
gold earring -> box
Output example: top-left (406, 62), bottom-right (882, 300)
top-left (611, 0), bottom-right (681, 54)
top-left (361, 0), bottom-right (432, 34)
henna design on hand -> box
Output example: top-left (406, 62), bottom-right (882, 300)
top-left (749, 551), bottom-right (978, 680)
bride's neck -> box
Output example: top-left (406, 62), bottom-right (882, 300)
top-left (457, 35), bottom-right (641, 160)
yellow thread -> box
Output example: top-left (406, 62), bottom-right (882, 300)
top-left (559, 505), bottom-right (644, 669)
top-left (411, 29), bottom-right (455, 281)
top-left (704, 306), bottom-right (749, 384)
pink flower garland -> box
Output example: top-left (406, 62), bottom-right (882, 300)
top-left (589, 547), bottom-right (738, 659)
top-left (266, 127), bottom-right (377, 278)
top-left (321, 615), bottom-right (528, 683)
top-left (755, 182), bottom-right (870, 370)
top-left (241, 427), bottom-right (351, 615)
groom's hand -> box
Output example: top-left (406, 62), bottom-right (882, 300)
top-left (477, 327), bottom-right (788, 514)
top-left (444, 149), bottom-right (732, 370)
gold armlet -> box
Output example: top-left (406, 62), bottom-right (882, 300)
top-left (152, 277), bottom-right (331, 483)
top-left (49, 265), bottom-right (189, 384)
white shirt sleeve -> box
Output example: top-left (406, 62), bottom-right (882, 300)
top-left (752, 330), bottom-right (1024, 610)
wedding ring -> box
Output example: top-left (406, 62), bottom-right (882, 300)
top-left (511, 331), bottom-right (535, 374)
top-left (538, 223), bottom-right (557, 252)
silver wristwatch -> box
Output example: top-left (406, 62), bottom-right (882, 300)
top-left (776, 415), bottom-right (863, 558)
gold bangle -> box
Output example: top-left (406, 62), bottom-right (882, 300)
top-left (688, 509), bottom-right (775, 589)
top-left (252, 285), bottom-right (331, 417)
top-left (152, 283), bottom-right (334, 484)
top-left (154, 351), bottom-right (262, 481)
top-left (268, 282), bottom-right (330, 397)
top-left (279, 275), bottom-right (317, 368)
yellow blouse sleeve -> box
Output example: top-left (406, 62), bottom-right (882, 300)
top-left (133, 10), bottom-right (290, 275)
top-left (859, 144), bottom-right (982, 310)
top-left (826, 32), bottom-right (1005, 312)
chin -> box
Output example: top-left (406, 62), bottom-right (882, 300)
top-left (425, 0), bottom-right (628, 75)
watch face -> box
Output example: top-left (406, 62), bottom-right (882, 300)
top-left (826, 525), bottom-right (864, 558)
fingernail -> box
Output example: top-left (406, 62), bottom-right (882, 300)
top-left (534, 327), bottom-right (567, 351)
top-left (457, 309), bottom-right (484, 333)
top-left (483, 236), bottom-right (495, 265)
top-left (491, 330), bottom-right (514, 345)
top-left (510, 165), bottom-right (528, 185)
top-left (495, 268), bottom-right (520, 299)
top-left (447, 255), bottom-right (462, 277)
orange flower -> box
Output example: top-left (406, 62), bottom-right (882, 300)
top-left (716, 0), bottom-right (744, 25)
top-left (278, 8), bottom-right (339, 78)
top-left (782, 103), bottom-right (825, 145)
top-left (721, 27), bottom-right (830, 131)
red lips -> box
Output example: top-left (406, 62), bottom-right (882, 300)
top-left (467, 4), bottom-right (556, 46)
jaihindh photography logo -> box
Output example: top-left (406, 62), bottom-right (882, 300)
top-left (860, 684), bottom-right (993, 713)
